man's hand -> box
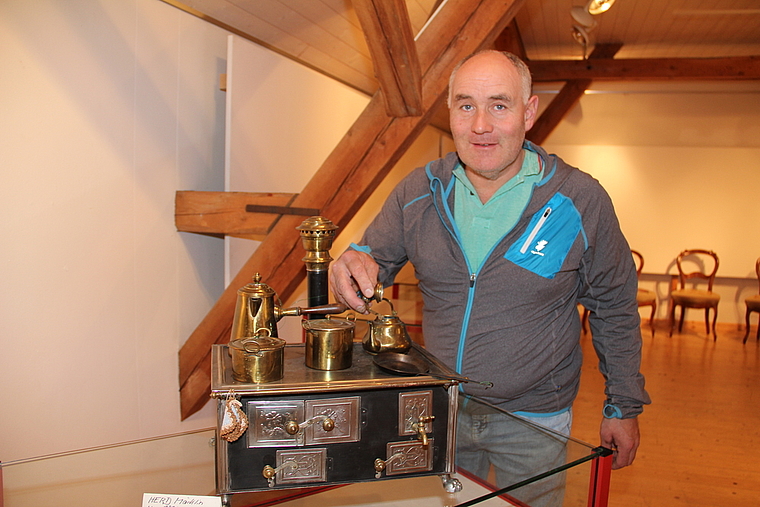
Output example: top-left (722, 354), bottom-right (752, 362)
top-left (599, 417), bottom-right (640, 469)
top-left (328, 250), bottom-right (379, 314)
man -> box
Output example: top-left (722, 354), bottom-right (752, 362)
top-left (329, 50), bottom-right (649, 503)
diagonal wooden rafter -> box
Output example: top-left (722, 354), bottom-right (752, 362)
top-left (177, 0), bottom-right (529, 419)
top-left (353, 0), bottom-right (422, 117)
top-left (527, 43), bottom-right (623, 145)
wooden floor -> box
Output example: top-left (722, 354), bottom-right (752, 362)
top-left (571, 320), bottom-right (760, 506)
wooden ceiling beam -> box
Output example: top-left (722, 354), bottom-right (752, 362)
top-left (353, 0), bottom-right (422, 117)
top-left (493, 18), bottom-right (527, 61)
top-left (178, 0), bottom-right (529, 419)
top-left (527, 43), bottom-right (623, 145)
top-left (530, 55), bottom-right (760, 82)
top-left (175, 191), bottom-right (315, 239)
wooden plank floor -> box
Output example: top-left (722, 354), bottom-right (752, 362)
top-left (571, 320), bottom-right (760, 506)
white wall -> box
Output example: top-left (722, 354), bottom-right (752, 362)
top-left (540, 81), bottom-right (760, 325)
top-left (0, 0), bottom-right (228, 462)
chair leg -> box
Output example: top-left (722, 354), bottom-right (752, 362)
top-left (744, 309), bottom-right (751, 344)
top-left (711, 306), bottom-right (718, 341)
top-left (678, 307), bottom-right (685, 333)
top-left (649, 303), bottom-right (656, 337)
top-left (669, 303), bottom-right (676, 337)
top-left (704, 309), bottom-right (710, 335)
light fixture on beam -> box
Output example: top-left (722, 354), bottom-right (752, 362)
top-left (571, 24), bottom-right (591, 58)
top-left (571, 6), bottom-right (595, 29)
top-left (570, 0), bottom-right (617, 58)
top-left (588, 0), bottom-right (616, 15)
top-left (571, 0), bottom-right (616, 28)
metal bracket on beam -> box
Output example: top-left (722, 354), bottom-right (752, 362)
top-left (245, 205), bottom-right (320, 216)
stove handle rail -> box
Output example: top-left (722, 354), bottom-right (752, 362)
top-left (373, 451), bottom-right (405, 479)
top-left (262, 459), bottom-right (299, 488)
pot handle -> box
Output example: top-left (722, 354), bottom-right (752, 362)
top-left (243, 328), bottom-right (271, 354)
top-left (243, 341), bottom-right (261, 355)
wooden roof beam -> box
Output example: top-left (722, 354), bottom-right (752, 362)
top-left (175, 191), bottom-right (315, 239)
top-left (353, 0), bottom-right (422, 117)
top-left (527, 43), bottom-right (623, 145)
top-left (530, 55), bottom-right (760, 82)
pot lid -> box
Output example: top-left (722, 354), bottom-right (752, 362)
top-left (238, 273), bottom-right (275, 298)
top-left (230, 333), bottom-right (286, 352)
top-left (303, 318), bottom-right (355, 331)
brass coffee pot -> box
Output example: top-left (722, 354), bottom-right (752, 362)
top-left (230, 273), bottom-right (346, 341)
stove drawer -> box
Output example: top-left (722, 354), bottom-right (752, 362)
top-left (246, 396), bottom-right (361, 447)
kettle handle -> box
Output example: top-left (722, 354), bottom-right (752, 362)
top-left (298, 303), bottom-right (348, 315)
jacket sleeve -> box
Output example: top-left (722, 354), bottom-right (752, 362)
top-left (576, 180), bottom-right (651, 418)
top-left (352, 169), bottom-right (421, 287)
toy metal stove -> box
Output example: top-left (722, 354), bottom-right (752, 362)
top-left (210, 217), bottom-right (462, 499)
top-left (211, 341), bottom-right (461, 495)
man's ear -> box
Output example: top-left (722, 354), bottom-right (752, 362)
top-left (524, 94), bottom-right (539, 131)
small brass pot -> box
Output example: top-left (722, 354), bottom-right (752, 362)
top-left (302, 316), bottom-right (355, 371)
top-left (229, 330), bottom-right (286, 383)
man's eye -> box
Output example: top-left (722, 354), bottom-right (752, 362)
top-left (460, 104), bottom-right (473, 111)
top-left (494, 104), bottom-right (506, 110)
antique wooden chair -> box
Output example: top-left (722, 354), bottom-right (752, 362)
top-left (632, 250), bottom-right (657, 337)
top-left (669, 249), bottom-right (720, 340)
top-left (743, 257), bottom-right (760, 344)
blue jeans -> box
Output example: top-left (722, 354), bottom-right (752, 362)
top-left (456, 401), bottom-right (571, 507)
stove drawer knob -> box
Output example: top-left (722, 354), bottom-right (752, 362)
top-left (285, 415), bottom-right (335, 435)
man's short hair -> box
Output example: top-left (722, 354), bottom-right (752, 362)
top-left (447, 50), bottom-right (533, 108)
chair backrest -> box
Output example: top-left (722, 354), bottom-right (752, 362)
top-left (631, 249), bottom-right (644, 278)
top-left (676, 249), bottom-right (719, 291)
top-left (755, 257), bottom-right (760, 294)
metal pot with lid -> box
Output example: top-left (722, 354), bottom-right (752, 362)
top-left (229, 329), bottom-right (286, 383)
top-left (302, 315), bottom-right (355, 371)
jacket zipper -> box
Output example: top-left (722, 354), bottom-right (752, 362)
top-left (519, 207), bottom-right (552, 254)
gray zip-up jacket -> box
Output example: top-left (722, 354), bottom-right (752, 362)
top-left (358, 142), bottom-right (650, 416)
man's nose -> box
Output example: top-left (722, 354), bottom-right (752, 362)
top-left (472, 109), bottom-right (492, 134)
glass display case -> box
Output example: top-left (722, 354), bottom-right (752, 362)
top-left (1, 393), bottom-right (611, 507)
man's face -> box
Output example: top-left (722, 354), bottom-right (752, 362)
top-left (449, 53), bottom-right (538, 181)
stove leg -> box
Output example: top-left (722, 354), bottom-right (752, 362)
top-left (441, 474), bottom-right (462, 493)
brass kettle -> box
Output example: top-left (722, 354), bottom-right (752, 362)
top-left (230, 273), bottom-right (346, 342)
top-left (362, 300), bottom-right (412, 354)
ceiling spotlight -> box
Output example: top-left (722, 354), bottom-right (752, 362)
top-left (570, 6), bottom-right (596, 28)
top-left (570, 0), bottom-right (616, 53)
top-left (587, 0), bottom-right (616, 15)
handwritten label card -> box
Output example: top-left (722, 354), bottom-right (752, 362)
top-left (142, 493), bottom-right (222, 507)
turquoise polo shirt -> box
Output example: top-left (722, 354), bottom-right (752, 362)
top-left (454, 150), bottom-right (542, 271)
